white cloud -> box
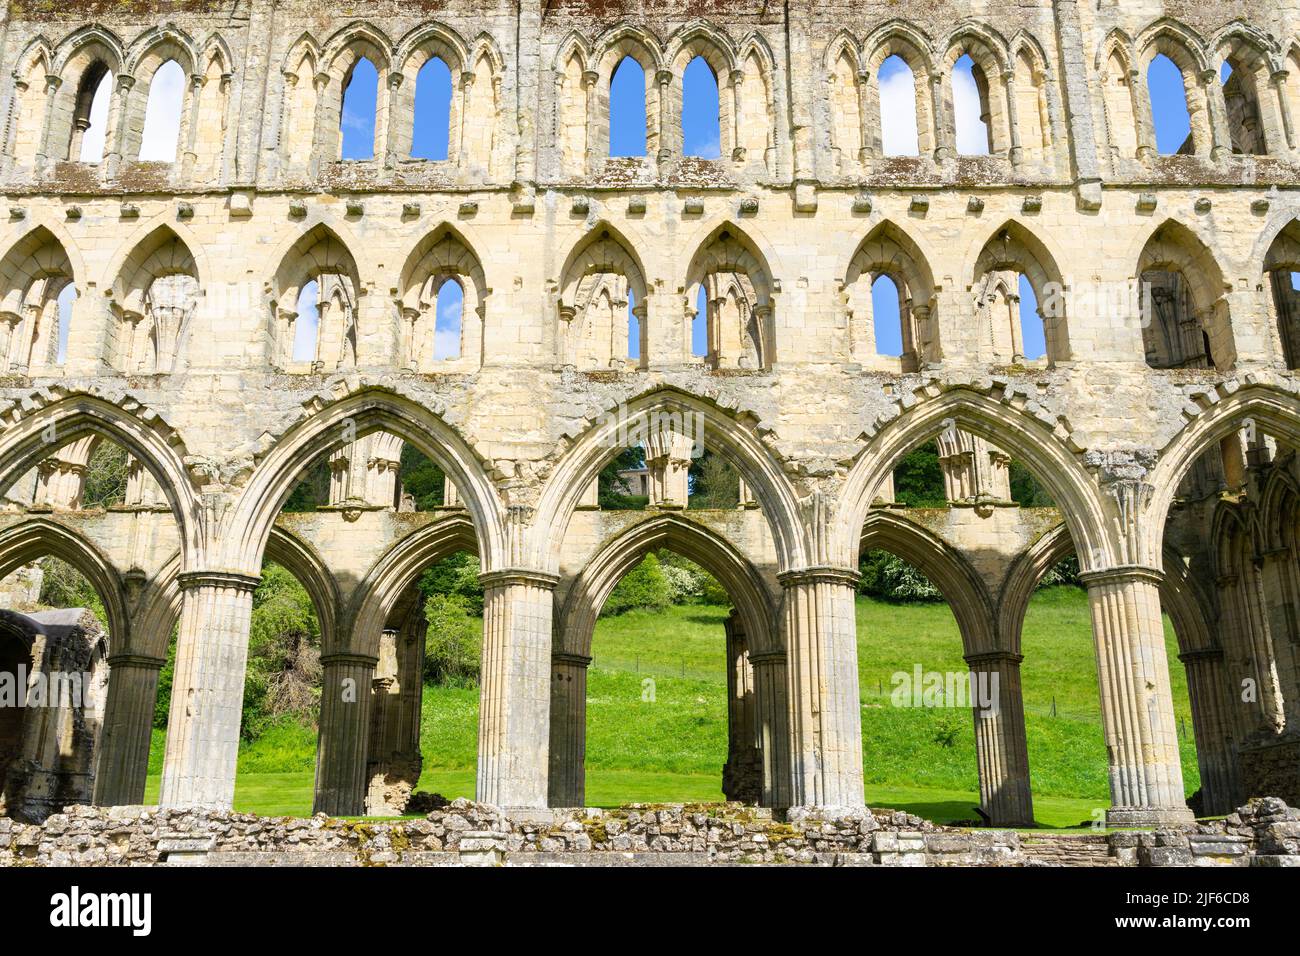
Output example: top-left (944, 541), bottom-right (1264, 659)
top-left (291, 282), bottom-right (320, 362)
top-left (952, 60), bottom-right (990, 156)
top-left (139, 60), bottom-right (185, 162)
top-left (434, 283), bottom-right (463, 360)
top-left (878, 59), bottom-right (919, 157)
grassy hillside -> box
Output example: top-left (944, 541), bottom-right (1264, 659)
top-left (144, 586), bottom-right (1200, 828)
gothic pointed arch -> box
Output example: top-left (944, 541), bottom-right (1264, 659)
top-left (223, 386), bottom-right (505, 577)
top-left (107, 225), bottom-right (200, 374)
top-left (269, 222), bottom-right (363, 372)
top-left (397, 223), bottom-right (487, 372)
top-left (969, 219), bottom-right (1070, 364)
top-left (843, 219), bottom-right (938, 369)
top-left (0, 225), bottom-right (77, 374)
top-left (1136, 218), bottom-right (1232, 370)
top-left (557, 221), bottom-right (649, 368)
top-left (558, 512), bottom-right (778, 660)
top-left (685, 221), bottom-right (777, 369)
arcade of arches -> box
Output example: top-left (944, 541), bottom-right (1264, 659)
top-left (2, 2), bottom-right (1300, 829)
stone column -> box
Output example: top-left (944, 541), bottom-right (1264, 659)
top-left (655, 69), bottom-right (673, 166)
top-left (92, 653), bottom-right (164, 806)
top-left (1179, 647), bottom-right (1244, 816)
top-left (965, 651), bottom-right (1033, 827)
top-left (1081, 566), bottom-right (1194, 826)
top-left (478, 570), bottom-right (557, 808)
top-left (751, 651), bottom-right (790, 808)
top-left (1270, 70), bottom-right (1296, 152)
top-left (314, 652), bottom-right (377, 816)
top-left (1201, 70), bottom-right (1231, 162)
top-left (779, 567), bottom-right (865, 808)
top-left (930, 74), bottom-right (953, 161)
top-left (722, 612), bottom-right (761, 804)
top-left (581, 69), bottom-right (599, 176)
top-left (547, 652), bottom-right (590, 807)
top-left (159, 571), bottom-right (260, 809)
top-left (1131, 68), bottom-right (1157, 161)
top-left (1002, 70), bottom-right (1023, 165)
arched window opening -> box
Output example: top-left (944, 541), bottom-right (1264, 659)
top-left (139, 59), bottom-right (185, 162)
top-left (688, 228), bottom-right (773, 370)
top-left (879, 55), bottom-right (920, 157)
top-left (412, 57), bottom-right (452, 160)
top-left (74, 66), bottom-right (113, 162)
top-left (1147, 53), bottom-right (1193, 155)
top-left (1220, 58), bottom-right (1266, 155)
top-left (339, 57), bottom-right (379, 160)
top-left (433, 278), bottom-right (463, 361)
top-left (682, 56), bottom-right (721, 158)
top-left (609, 56), bottom-right (647, 157)
top-left (1262, 224), bottom-right (1300, 369)
top-left (871, 274), bottom-right (904, 357)
top-left (972, 225), bottom-right (1068, 365)
top-left (952, 53), bottom-right (991, 155)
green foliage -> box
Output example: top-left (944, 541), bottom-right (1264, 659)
top-left (153, 633), bottom-right (177, 728)
top-left (687, 450), bottom-right (739, 509)
top-left (1010, 460), bottom-right (1055, 507)
top-left (891, 442), bottom-right (946, 507)
top-left (37, 557), bottom-right (108, 627)
top-left (400, 443), bottom-right (445, 510)
top-left (241, 562), bottom-right (322, 739)
top-left (281, 458), bottom-right (330, 512)
top-left (603, 552), bottom-right (671, 615)
top-left (82, 441), bottom-right (128, 509)
top-left (858, 549), bottom-right (943, 602)
top-left (1039, 555), bottom-right (1080, 588)
top-left (931, 711), bottom-right (963, 748)
top-left (417, 551), bottom-right (483, 615)
top-left (657, 550), bottom-right (730, 605)
top-left (423, 593), bottom-right (481, 687)
top-left (598, 446), bottom-right (647, 510)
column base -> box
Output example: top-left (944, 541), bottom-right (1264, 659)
top-left (1106, 806), bottom-right (1195, 828)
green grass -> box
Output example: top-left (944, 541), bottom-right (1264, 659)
top-left (142, 587), bottom-right (1200, 828)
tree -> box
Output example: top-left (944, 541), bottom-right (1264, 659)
top-left (688, 450), bottom-right (739, 509)
top-left (892, 442), bottom-right (946, 507)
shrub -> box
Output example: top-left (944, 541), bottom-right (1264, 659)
top-left (858, 550), bottom-right (942, 602)
top-left (423, 593), bottom-right (481, 687)
top-left (603, 553), bottom-right (671, 615)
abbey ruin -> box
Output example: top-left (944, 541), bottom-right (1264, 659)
top-left (0, 0), bottom-right (1297, 848)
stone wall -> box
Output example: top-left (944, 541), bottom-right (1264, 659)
top-left (3, 798), bottom-right (1298, 867)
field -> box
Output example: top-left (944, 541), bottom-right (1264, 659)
top-left (144, 586), bottom-right (1199, 828)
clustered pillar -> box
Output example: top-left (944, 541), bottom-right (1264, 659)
top-left (779, 567), bottom-right (865, 808)
top-left (92, 653), bottom-right (165, 806)
top-left (159, 571), bottom-right (260, 809)
top-left (313, 652), bottom-right (378, 816)
top-left (547, 651), bottom-right (590, 807)
top-left (1082, 567), bottom-right (1194, 827)
top-left (478, 570), bottom-right (557, 808)
top-left (965, 650), bottom-right (1034, 827)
